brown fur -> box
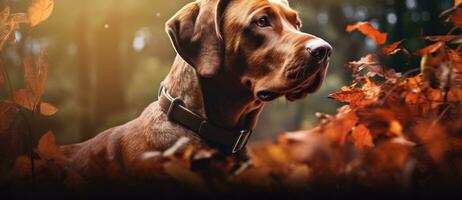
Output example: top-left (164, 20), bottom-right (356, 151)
top-left (61, 0), bottom-right (331, 180)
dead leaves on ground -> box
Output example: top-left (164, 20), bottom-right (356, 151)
top-left (2, 0), bottom-right (462, 195)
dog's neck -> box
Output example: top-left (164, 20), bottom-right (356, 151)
top-left (163, 56), bottom-right (264, 132)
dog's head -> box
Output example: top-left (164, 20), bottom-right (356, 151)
top-left (166, 0), bottom-right (332, 102)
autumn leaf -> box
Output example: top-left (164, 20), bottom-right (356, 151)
top-left (346, 22), bottom-right (387, 45)
top-left (417, 42), bottom-right (446, 56)
top-left (457, 0), bottom-right (462, 7)
top-left (380, 40), bottom-right (404, 56)
top-left (413, 121), bottom-right (449, 164)
top-left (424, 35), bottom-right (462, 43)
top-left (10, 89), bottom-right (38, 110)
top-left (328, 87), bottom-right (364, 105)
top-left (37, 131), bottom-right (68, 165)
top-left (28, 0), bottom-right (54, 27)
top-left (0, 6), bottom-right (9, 25)
top-left (163, 162), bottom-right (207, 191)
top-left (11, 51), bottom-right (55, 114)
top-left (40, 102), bottom-right (58, 116)
top-left (449, 8), bottom-right (462, 28)
top-left (349, 124), bottom-right (374, 149)
top-left (324, 110), bottom-right (358, 146)
top-left (347, 54), bottom-right (378, 73)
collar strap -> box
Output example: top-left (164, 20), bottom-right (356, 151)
top-left (158, 86), bottom-right (252, 154)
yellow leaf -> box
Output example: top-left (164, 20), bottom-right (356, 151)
top-left (28, 0), bottom-right (54, 27)
top-left (40, 102), bottom-right (58, 116)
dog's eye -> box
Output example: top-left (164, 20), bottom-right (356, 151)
top-left (256, 16), bottom-right (271, 27)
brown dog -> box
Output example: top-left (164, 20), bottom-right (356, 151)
top-left (62, 0), bottom-right (332, 179)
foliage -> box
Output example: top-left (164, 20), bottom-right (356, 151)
top-left (1, 0), bottom-right (462, 197)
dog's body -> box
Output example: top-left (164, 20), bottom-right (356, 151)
top-left (62, 0), bottom-right (332, 179)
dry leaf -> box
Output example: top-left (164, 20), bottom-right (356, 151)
top-left (10, 89), bottom-right (38, 111)
top-left (347, 54), bottom-right (378, 73)
top-left (40, 102), bottom-right (58, 116)
top-left (424, 35), bottom-right (462, 43)
top-left (349, 124), bottom-right (374, 149)
top-left (380, 40), bottom-right (404, 56)
top-left (163, 162), bottom-right (207, 191)
top-left (346, 22), bottom-right (387, 45)
top-left (28, 0), bottom-right (54, 27)
top-left (449, 8), bottom-right (462, 28)
top-left (37, 131), bottom-right (68, 165)
top-left (457, 0), bottom-right (462, 7)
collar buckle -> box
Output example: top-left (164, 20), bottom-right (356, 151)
top-left (232, 129), bottom-right (252, 153)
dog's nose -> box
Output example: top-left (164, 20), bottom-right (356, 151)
top-left (306, 39), bottom-right (332, 61)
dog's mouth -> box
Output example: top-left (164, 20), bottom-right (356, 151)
top-left (256, 67), bottom-right (326, 102)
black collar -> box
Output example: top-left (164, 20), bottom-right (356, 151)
top-left (158, 86), bottom-right (252, 154)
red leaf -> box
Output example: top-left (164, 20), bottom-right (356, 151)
top-left (40, 102), bottom-right (58, 116)
top-left (380, 40), bottom-right (404, 56)
top-left (349, 125), bottom-right (374, 149)
top-left (346, 22), bottom-right (387, 45)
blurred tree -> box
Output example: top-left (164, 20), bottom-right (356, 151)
top-left (93, 12), bottom-right (125, 133)
top-left (75, 16), bottom-right (93, 139)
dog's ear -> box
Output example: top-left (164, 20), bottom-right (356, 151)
top-left (166, 0), bottom-right (229, 78)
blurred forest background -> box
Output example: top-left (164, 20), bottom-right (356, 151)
top-left (0, 0), bottom-right (454, 144)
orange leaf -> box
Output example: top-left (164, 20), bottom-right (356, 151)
top-left (10, 89), bottom-right (38, 111)
top-left (328, 88), bottom-right (364, 104)
top-left (380, 40), bottom-right (404, 56)
top-left (349, 124), bottom-right (374, 149)
top-left (456, 0), bottom-right (462, 7)
top-left (417, 42), bottom-right (446, 56)
top-left (37, 131), bottom-right (68, 165)
top-left (324, 110), bottom-right (358, 146)
top-left (40, 102), bottom-right (58, 116)
top-left (163, 162), bottom-right (206, 191)
top-left (346, 22), bottom-right (387, 45)
top-left (27, 0), bottom-right (54, 27)
top-left (449, 8), bottom-right (462, 28)
top-left (424, 35), bottom-right (462, 42)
